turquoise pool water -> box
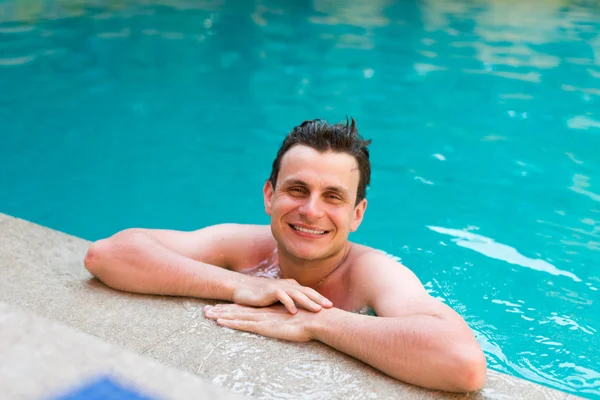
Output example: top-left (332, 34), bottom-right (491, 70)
top-left (1, 0), bottom-right (599, 397)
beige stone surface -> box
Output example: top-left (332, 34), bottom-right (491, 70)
top-left (144, 300), bottom-right (572, 399)
top-left (0, 212), bottom-right (575, 399)
top-left (0, 301), bottom-right (244, 400)
top-left (0, 213), bottom-right (199, 353)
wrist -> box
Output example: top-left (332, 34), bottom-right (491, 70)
top-left (308, 307), bottom-right (344, 341)
top-left (229, 274), bottom-right (262, 301)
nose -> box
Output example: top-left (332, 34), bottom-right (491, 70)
top-left (298, 194), bottom-right (324, 220)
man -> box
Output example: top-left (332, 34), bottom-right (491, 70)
top-left (84, 118), bottom-right (487, 393)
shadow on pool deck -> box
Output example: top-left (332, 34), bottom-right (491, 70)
top-left (0, 213), bottom-right (580, 400)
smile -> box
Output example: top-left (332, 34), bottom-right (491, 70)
top-left (289, 224), bottom-right (328, 235)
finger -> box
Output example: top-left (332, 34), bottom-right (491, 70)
top-left (208, 303), bottom-right (286, 316)
top-left (204, 305), bottom-right (222, 320)
top-left (216, 318), bottom-right (260, 334)
top-left (276, 289), bottom-right (298, 314)
top-left (204, 304), bottom-right (236, 319)
top-left (210, 304), bottom-right (256, 313)
top-left (211, 303), bottom-right (245, 311)
top-left (204, 304), bottom-right (233, 319)
top-left (207, 307), bottom-right (264, 321)
top-left (287, 290), bottom-right (322, 312)
top-left (301, 287), bottom-right (333, 308)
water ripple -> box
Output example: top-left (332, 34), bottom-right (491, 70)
top-left (427, 226), bottom-right (582, 282)
top-left (1, 0), bottom-right (599, 398)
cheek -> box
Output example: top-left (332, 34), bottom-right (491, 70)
top-left (328, 209), bottom-right (352, 228)
top-left (273, 196), bottom-right (298, 214)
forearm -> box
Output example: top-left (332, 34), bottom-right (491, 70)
top-left (84, 232), bottom-right (254, 301)
top-left (309, 308), bottom-right (486, 393)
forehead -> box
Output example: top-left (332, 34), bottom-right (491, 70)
top-left (278, 145), bottom-right (359, 188)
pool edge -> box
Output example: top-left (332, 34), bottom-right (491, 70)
top-left (0, 212), bottom-right (580, 400)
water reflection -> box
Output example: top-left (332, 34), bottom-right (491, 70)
top-left (427, 226), bottom-right (582, 281)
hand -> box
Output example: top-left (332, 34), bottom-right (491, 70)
top-left (232, 277), bottom-right (332, 314)
top-left (204, 303), bottom-right (321, 342)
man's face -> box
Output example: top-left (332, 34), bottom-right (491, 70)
top-left (264, 145), bottom-right (367, 262)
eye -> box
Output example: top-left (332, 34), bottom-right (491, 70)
top-left (289, 187), bottom-right (307, 195)
top-left (326, 194), bottom-right (343, 201)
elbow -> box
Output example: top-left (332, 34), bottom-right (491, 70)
top-left (84, 239), bottom-right (110, 276)
top-left (84, 229), bottom-right (146, 277)
top-left (84, 237), bottom-right (125, 280)
top-left (451, 346), bottom-right (487, 393)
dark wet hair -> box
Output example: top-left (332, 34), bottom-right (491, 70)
top-left (268, 117), bottom-right (371, 205)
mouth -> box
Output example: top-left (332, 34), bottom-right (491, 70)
top-left (288, 223), bottom-right (329, 236)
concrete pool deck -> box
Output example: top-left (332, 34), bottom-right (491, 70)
top-left (0, 212), bottom-right (581, 399)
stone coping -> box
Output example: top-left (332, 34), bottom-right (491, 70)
top-left (0, 213), bottom-right (578, 399)
top-left (0, 302), bottom-right (244, 400)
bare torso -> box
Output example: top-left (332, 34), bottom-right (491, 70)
top-left (237, 238), bottom-right (377, 314)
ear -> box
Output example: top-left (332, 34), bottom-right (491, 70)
top-left (263, 180), bottom-right (274, 216)
top-left (350, 198), bottom-right (367, 232)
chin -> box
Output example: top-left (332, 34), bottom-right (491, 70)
top-left (283, 245), bottom-right (321, 261)
top-left (278, 239), bottom-right (327, 261)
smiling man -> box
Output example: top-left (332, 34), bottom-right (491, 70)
top-left (84, 118), bottom-right (487, 393)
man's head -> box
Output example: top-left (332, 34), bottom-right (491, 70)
top-left (264, 118), bottom-right (372, 262)
top-left (268, 118), bottom-right (371, 205)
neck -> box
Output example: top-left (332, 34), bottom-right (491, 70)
top-left (277, 243), bottom-right (351, 289)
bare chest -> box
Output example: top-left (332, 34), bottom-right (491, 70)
top-left (239, 250), bottom-right (372, 314)
top-left (239, 248), bottom-right (281, 279)
top-left (318, 277), bottom-right (370, 314)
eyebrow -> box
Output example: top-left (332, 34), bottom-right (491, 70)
top-left (282, 179), bottom-right (349, 196)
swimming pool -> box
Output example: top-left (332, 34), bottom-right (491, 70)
top-left (1, 0), bottom-right (598, 397)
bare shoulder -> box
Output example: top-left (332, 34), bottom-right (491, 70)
top-left (118, 223), bottom-right (276, 271)
top-left (345, 244), bottom-right (432, 315)
top-left (205, 222), bottom-right (273, 241)
top-left (346, 244), bottom-right (423, 288)
top-left (198, 223), bottom-right (276, 271)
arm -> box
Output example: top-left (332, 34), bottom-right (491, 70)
top-left (310, 254), bottom-right (486, 392)
top-left (309, 307), bottom-right (485, 392)
top-left (312, 253), bottom-right (486, 392)
top-left (83, 224), bottom-right (331, 311)
top-left (204, 252), bottom-right (486, 393)
top-left (84, 224), bottom-right (249, 300)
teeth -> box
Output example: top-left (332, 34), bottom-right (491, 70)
top-left (293, 225), bottom-right (326, 235)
